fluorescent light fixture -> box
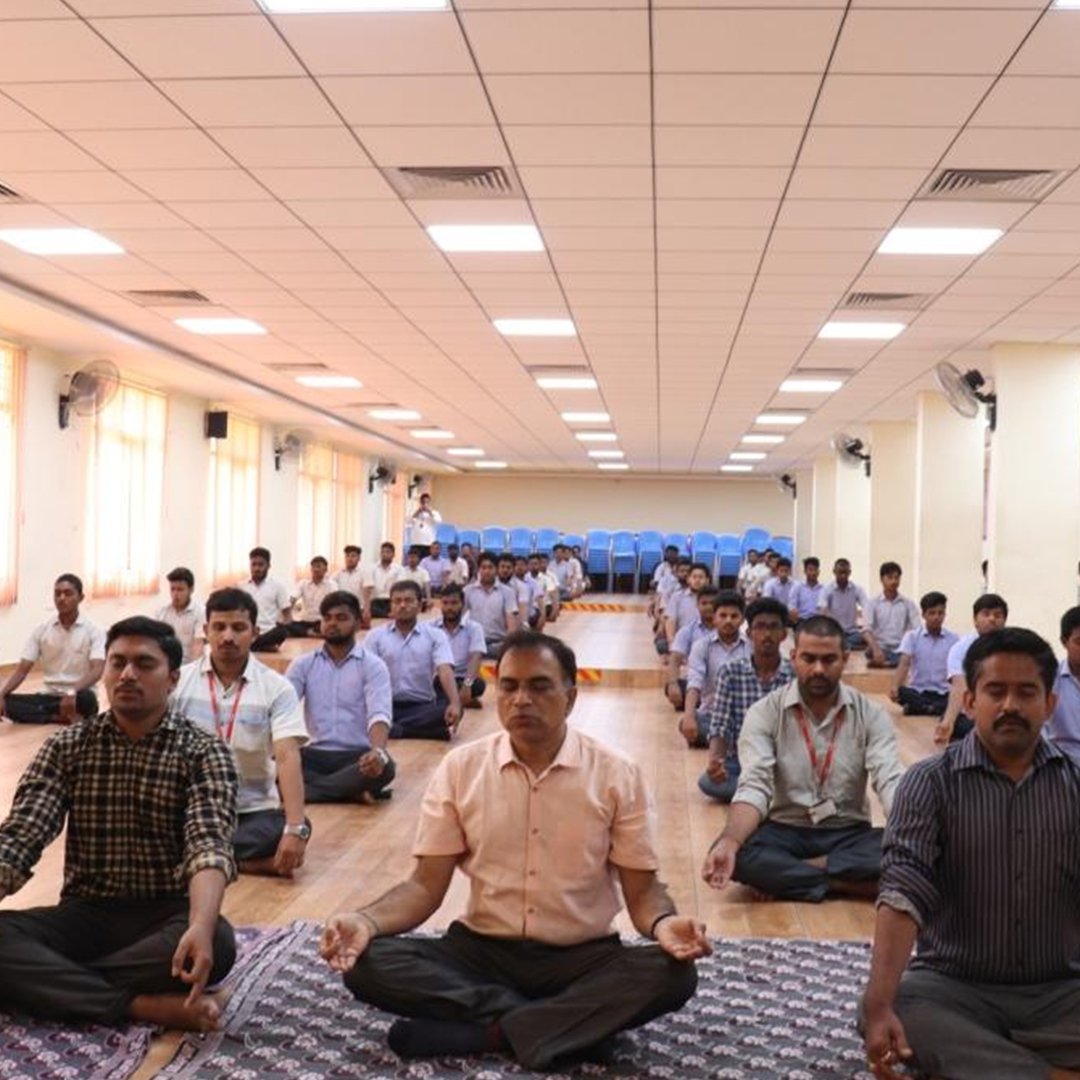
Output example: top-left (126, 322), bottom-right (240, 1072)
top-left (0, 227), bottom-right (123, 255)
top-left (561, 411), bottom-right (610, 423)
top-left (575, 432), bottom-right (618, 442)
top-left (1053, 0), bottom-right (1080, 7)
top-left (588, 450), bottom-right (624, 459)
top-left (721, 464), bottom-right (754, 473)
top-left (597, 463), bottom-right (630, 471)
top-left (878, 226), bottom-right (1002, 256)
top-left (410, 429), bottom-right (454, 440)
top-left (368, 408), bottom-right (421, 421)
top-left (819, 321), bottom-right (905, 341)
top-left (175, 317), bottom-right (266, 335)
top-left (474, 460), bottom-right (508, 469)
top-left (427, 224), bottom-right (543, 253)
top-left (741, 434), bottom-right (785, 445)
top-left (536, 375), bottom-right (597, 390)
top-left (730, 451), bottom-right (766, 461)
top-left (257, 0), bottom-right (446, 10)
top-left (779, 377), bottom-right (844, 394)
top-left (756, 413), bottom-right (807, 426)
top-left (294, 374), bottom-right (362, 389)
top-left (495, 318), bottom-right (576, 337)
top-left (447, 447), bottom-right (485, 457)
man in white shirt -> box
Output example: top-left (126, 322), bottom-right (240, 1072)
top-left (409, 493), bottom-right (442, 559)
top-left (514, 556), bottom-right (546, 631)
top-left (334, 545), bottom-right (371, 629)
top-left (173, 587), bottom-right (311, 878)
top-left (289, 556), bottom-right (335, 637)
top-left (446, 544), bottom-right (470, 587)
top-left (155, 566), bottom-right (206, 663)
top-left (0, 573), bottom-right (105, 725)
top-left (433, 585), bottom-right (487, 709)
top-left (399, 547), bottom-right (433, 609)
top-left (364, 542), bottom-right (404, 620)
top-left (419, 541), bottom-right (452, 595)
top-left (239, 547), bottom-right (292, 652)
top-left (531, 553), bottom-right (560, 623)
top-left (498, 554), bottom-right (531, 626)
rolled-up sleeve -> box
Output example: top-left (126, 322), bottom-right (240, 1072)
top-left (707, 666), bottom-right (735, 742)
top-left (732, 697), bottom-right (778, 818)
top-left (183, 739), bottom-right (239, 883)
top-left (878, 764), bottom-right (943, 928)
top-left (686, 637), bottom-right (708, 692)
top-left (364, 652), bottom-right (393, 731)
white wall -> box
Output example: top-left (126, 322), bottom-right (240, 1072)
top-left (430, 475), bottom-right (794, 537)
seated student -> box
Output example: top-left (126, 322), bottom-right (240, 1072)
top-left (678, 591), bottom-right (755, 747)
top-left (762, 557), bottom-right (797, 611)
top-left (696, 598), bottom-right (794, 789)
top-left (1043, 605), bottom-right (1080, 762)
top-left (433, 585), bottom-right (487, 710)
top-left (736, 548), bottom-right (760, 596)
top-left (890, 591), bottom-right (958, 716)
top-left (0, 616), bottom-right (237, 1032)
top-left (665, 587), bottom-right (725, 712)
top-left (788, 556), bottom-right (823, 624)
top-left (862, 628), bottom-right (1080, 1080)
top-left (458, 542), bottom-right (478, 584)
top-left (399, 547), bottom-right (433, 610)
top-left (334, 544), bottom-right (366, 608)
top-left (364, 542), bottom-right (404, 620)
top-left (664, 562), bottom-right (713, 644)
top-left (173, 588), bottom-right (311, 878)
top-left (513, 555), bottom-right (546, 631)
top-left (654, 557), bottom-right (691, 654)
top-left (156, 566), bottom-right (207, 663)
top-left (419, 540), bottom-right (452, 596)
top-left (320, 630), bottom-right (707, 1070)
top-left (701, 614), bottom-right (904, 902)
top-left (651, 545), bottom-right (680, 595)
top-left (0, 573), bottom-right (105, 724)
top-left (552, 544), bottom-right (584, 601)
top-left (289, 555), bottom-right (335, 637)
top-left (365, 581), bottom-right (462, 741)
top-left (935, 593), bottom-right (1008, 746)
top-left (818, 558), bottom-right (870, 651)
top-left (497, 553), bottom-right (531, 626)
top-left (530, 553), bottom-right (560, 623)
top-left (464, 552), bottom-right (521, 659)
top-left (863, 562), bottom-right (920, 669)
top-left (239, 547), bottom-right (293, 652)
top-left (286, 591), bottom-right (395, 804)
top-left (570, 545), bottom-right (589, 592)
top-left (447, 543), bottom-right (471, 587)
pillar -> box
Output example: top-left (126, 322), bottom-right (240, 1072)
top-left (869, 420), bottom-right (916, 588)
top-left (834, 457), bottom-right (871, 588)
top-left (794, 466), bottom-right (815, 566)
top-left (812, 455), bottom-right (837, 569)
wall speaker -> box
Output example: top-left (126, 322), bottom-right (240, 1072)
top-left (205, 410), bottom-right (228, 439)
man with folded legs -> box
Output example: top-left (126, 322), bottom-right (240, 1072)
top-left (433, 584), bottom-right (487, 710)
top-left (464, 553), bottom-right (521, 659)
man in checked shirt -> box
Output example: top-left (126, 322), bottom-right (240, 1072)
top-left (0, 616), bottom-right (239, 1032)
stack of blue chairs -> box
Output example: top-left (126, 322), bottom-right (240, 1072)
top-left (610, 530), bottom-right (638, 591)
top-left (508, 527), bottom-right (534, 558)
top-left (481, 526), bottom-right (508, 552)
top-left (771, 535), bottom-right (794, 561)
top-left (584, 530), bottom-right (612, 585)
top-left (456, 528), bottom-right (480, 550)
top-left (716, 533), bottom-right (743, 581)
top-left (637, 530), bottom-right (664, 583)
top-left (664, 532), bottom-right (690, 557)
top-left (741, 527), bottom-right (771, 556)
top-left (690, 530), bottom-right (717, 572)
top-left (560, 533), bottom-right (585, 552)
top-left (435, 522), bottom-right (457, 546)
top-left (534, 528), bottom-right (560, 554)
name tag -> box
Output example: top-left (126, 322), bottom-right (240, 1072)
top-left (808, 798), bottom-right (838, 825)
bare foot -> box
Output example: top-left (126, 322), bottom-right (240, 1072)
top-left (129, 992), bottom-right (223, 1032)
top-left (356, 791), bottom-right (377, 805)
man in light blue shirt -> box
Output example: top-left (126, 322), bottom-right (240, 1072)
top-left (788, 556), bottom-right (823, 623)
top-left (666, 587), bottom-right (721, 711)
top-left (465, 553), bottom-right (521, 657)
top-left (762, 557), bottom-right (797, 610)
top-left (891, 591), bottom-right (958, 717)
top-left (1045, 606), bottom-right (1080, 762)
top-left (419, 541), bottom-right (452, 595)
top-left (286, 590), bottom-right (395, 804)
top-left (864, 561), bottom-right (921, 668)
top-left (365, 581), bottom-right (461, 741)
top-left (432, 585), bottom-right (487, 709)
top-left (818, 558), bottom-right (870, 650)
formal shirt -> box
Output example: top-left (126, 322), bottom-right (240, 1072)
top-left (879, 735), bottom-right (1080, 984)
top-left (1046, 659), bottom-right (1080, 762)
top-left (292, 577), bottom-right (335, 622)
top-left (734, 681), bottom-right (904, 828)
top-left (552, 559), bottom-right (573, 591)
top-left (155, 601), bottom-right (206, 664)
top-left (818, 581), bottom-right (870, 633)
top-left (531, 570), bottom-right (558, 603)
top-left (762, 577), bottom-right (797, 607)
top-left (173, 655), bottom-right (308, 815)
top-left (433, 615), bottom-right (487, 679)
top-left (464, 581), bottom-right (519, 645)
top-left (865, 593), bottom-right (921, 651)
top-left (420, 555), bottom-right (451, 586)
top-left (671, 618), bottom-right (718, 660)
top-left (736, 561), bottom-right (758, 594)
top-left (239, 576), bottom-right (291, 633)
top-left (790, 581), bottom-right (823, 621)
top-left (448, 557), bottom-right (471, 586)
top-left (0, 711), bottom-right (237, 900)
top-left (410, 507), bottom-right (442, 547)
top-left (414, 727), bottom-right (658, 946)
top-left (399, 566), bottom-right (431, 592)
top-left (365, 621), bottom-right (453, 702)
top-left (364, 562), bottom-right (403, 600)
top-left (334, 566), bottom-right (366, 604)
top-left (947, 632), bottom-right (979, 680)
top-left (652, 562), bottom-right (674, 589)
top-left (899, 626), bottom-right (960, 695)
top-left (20, 615), bottom-right (106, 693)
top-left (668, 587), bottom-right (702, 634)
top-left (707, 656), bottom-right (795, 747)
top-left (569, 557), bottom-right (585, 585)
top-left (744, 563), bottom-right (771, 600)
top-left (286, 644), bottom-right (392, 753)
top-left (657, 573), bottom-right (682, 611)
top-left (686, 634), bottom-right (755, 712)
top-left (514, 575), bottom-right (543, 616)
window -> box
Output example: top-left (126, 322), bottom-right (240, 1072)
top-left (296, 442), bottom-right (334, 573)
top-left (85, 383), bottom-right (167, 598)
top-left (333, 450), bottom-right (365, 558)
top-left (207, 414), bottom-right (260, 588)
top-left (0, 343), bottom-right (22, 606)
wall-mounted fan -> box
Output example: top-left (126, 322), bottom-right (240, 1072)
top-left (832, 431), bottom-right (871, 477)
top-left (775, 473), bottom-right (797, 498)
top-left (58, 360), bottom-right (120, 429)
top-left (273, 430), bottom-right (306, 471)
top-left (935, 361), bottom-right (997, 430)
top-left (407, 473), bottom-right (424, 497)
top-left (368, 458), bottom-right (398, 493)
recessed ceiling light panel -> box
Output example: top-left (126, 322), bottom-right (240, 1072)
top-left (878, 226), bottom-right (1003, 256)
top-left (536, 376), bottom-right (597, 390)
top-left (561, 411), bottom-right (610, 423)
top-left (474, 460), bottom-right (508, 469)
top-left (368, 408), bottom-right (421, 421)
top-left (597, 462), bottom-right (629, 471)
top-left (495, 318), bottom-right (576, 337)
top-left (721, 464), bottom-right (754, 473)
top-left (730, 451), bottom-right (766, 461)
top-left (575, 432), bottom-right (618, 442)
top-left (175, 317), bottom-right (266, 335)
top-left (0, 228), bottom-right (123, 255)
top-left (819, 321), bottom-right (905, 340)
top-left (410, 429), bottom-right (454, 439)
top-left (779, 377), bottom-right (845, 394)
top-left (588, 450), bottom-right (624, 459)
top-left (756, 413), bottom-right (807, 426)
top-left (447, 447), bottom-right (484, 457)
top-left (295, 374), bottom-right (362, 388)
top-left (741, 434), bottom-right (785, 445)
top-left (427, 224), bottom-right (543, 253)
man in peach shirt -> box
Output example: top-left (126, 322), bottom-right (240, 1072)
top-left (320, 629), bottom-right (708, 1071)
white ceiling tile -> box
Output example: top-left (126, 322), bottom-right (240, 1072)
top-left (158, 77), bottom-right (339, 127)
top-left (320, 75), bottom-right (493, 127)
top-left (0, 0), bottom-right (75, 14)
top-left (815, 74), bottom-right (992, 126)
top-left (543, 226), bottom-right (653, 250)
top-left (0, 204), bottom-right (73, 228)
top-left (410, 200), bottom-right (533, 227)
top-left (944, 127), bottom-right (1080, 171)
top-left (287, 199), bottom-right (416, 228)
top-left (1016, 204), bottom-right (1080, 231)
top-left (965, 252), bottom-right (1079, 277)
top-left (251, 167), bottom-right (393, 200)
top-left (0, 21), bottom-right (137, 82)
top-left (6, 80), bottom-right (189, 131)
top-left (355, 125), bottom-right (509, 167)
top-left (800, 126), bottom-right (956, 169)
top-left (124, 169), bottom-right (270, 200)
top-left (533, 199), bottom-right (653, 228)
top-left (0, 91), bottom-right (56, 131)
top-left (550, 250), bottom-right (654, 272)
top-left (775, 199), bottom-right (903, 228)
top-left (171, 200), bottom-right (300, 228)
top-left (654, 126), bottom-right (802, 167)
top-left (517, 165), bottom-right (653, 199)
top-left (655, 75), bottom-right (819, 125)
top-left (211, 127), bottom-right (370, 169)
top-left (315, 227), bottom-right (435, 252)
top-left (205, 227), bottom-right (328, 252)
top-left (972, 77), bottom-right (1080, 129)
top-left (441, 252), bottom-right (549, 274)
top-left (106, 228), bottom-right (225, 253)
top-left (1, 170), bottom-right (151, 202)
top-left (504, 125), bottom-right (650, 167)
top-left (787, 167), bottom-right (929, 201)
top-left (768, 228), bottom-right (883, 253)
top-left (68, 0), bottom-right (258, 11)
top-left (656, 199), bottom-right (778, 227)
top-left (656, 166), bottom-right (788, 199)
top-left (0, 131), bottom-right (103, 171)
top-left (72, 128), bottom-right (232, 170)
top-left (895, 201), bottom-right (1031, 230)
top-left (53, 202), bottom-right (188, 228)
top-left (1009, 11), bottom-right (1080, 77)
top-left (345, 250), bottom-right (447, 272)
top-left (485, 74), bottom-right (650, 125)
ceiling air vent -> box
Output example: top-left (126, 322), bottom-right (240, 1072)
top-left (125, 289), bottom-right (211, 307)
top-left (919, 168), bottom-right (1067, 202)
top-left (0, 181), bottom-right (23, 202)
top-left (842, 291), bottom-right (933, 311)
top-left (381, 165), bottom-right (524, 201)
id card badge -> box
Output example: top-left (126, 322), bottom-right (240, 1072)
top-left (808, 798), bottom-right (837, 825)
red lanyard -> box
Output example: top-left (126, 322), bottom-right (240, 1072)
top-left (207, 672), bottom-right (245, 743)
top-left (793, 703), bottom-right (846, 790)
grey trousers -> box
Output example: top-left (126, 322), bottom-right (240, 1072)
top-left (345, 921), bottom-right (698, 1070)
top-left (301, 746), bottom-right (395, 803)
top-left (896, 968), bottom-right (1080, 1079)
top-left (234, 808), bottom-right (312, 862)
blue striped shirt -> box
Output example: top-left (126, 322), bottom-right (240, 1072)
top-left (880, 733), bottom-right (1080, 984)
top-left (706, 656), bottom-right (795, 747)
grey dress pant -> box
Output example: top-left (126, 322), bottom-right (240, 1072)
top-left (301, 746), bottom-right (395, 803)
top-left (345, 920), bottom-right (697, 1071)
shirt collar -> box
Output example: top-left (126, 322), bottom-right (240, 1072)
top-left (781, 678), bottom-right (855, 715)
top-left (198, 652), bottom-right (257, 685)
top-left (955, 729), bottom-right (1065, 774)
top-left (317, 641), bottom-right (366, 663)
top-left (496, 726), bottom-right (582, 774)
top-left (51, 613), bottom-right (86, 629)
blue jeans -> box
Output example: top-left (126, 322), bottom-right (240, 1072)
top-left (698, 757), bottom-right (740, 802)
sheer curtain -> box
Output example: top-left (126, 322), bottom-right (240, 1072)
top-left (206, 415), bottom-right (260, 588)
top-left (0, 342), bottom-right (22, 606)
top-left (296, 442), bottom-right (335, 574)
top-left (333, 450), bottom-right (365, 560)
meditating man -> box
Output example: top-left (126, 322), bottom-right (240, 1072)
top-left (286, 591), bottom-right (395, 804)
top-left (863, 562), bottom-right (921, 669)
top-left (0, 616), bottom-right (238, 1031)
top-left (1045, 605), bottom-right (1080, 761)
top-left (0, 572), bottom-right (105, 724)
top-left (288, 555), bottom-right (334, 637)
top-left (665, 586), bottom-right (724, 713)
top-left (239, 546), bottom-right (292, 652)
top-left (862, 628), bottom-right (1080, 1080)
top-left (155, 566), bottom-right (206, 663)
top-left (890, 591), bottom-right (958, 717)
top-left (818, 558), bottom-right (870, 651)
top-left (320, 630), bottom-right (707, 1071)
top-left (788, 556), bottom-right (823, 625)
top-left (173, 588), bottom-right (310, 878)
top-left (363, 542), bottom-right (403, 620)
top-left (432, 584), bottom-right (487, 709)
top-left (701, 614), bottom-right (904, 902)
top-left (464, 551), bottom-right (521, 658)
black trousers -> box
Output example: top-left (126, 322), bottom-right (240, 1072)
top-left (301, 746), bottom-right (395, 803)
top-left (390, 694), bottom-right (450, 741)
top-left (5, 689), bottom-right (98, 724)
top-left (345, 921), bottom-right (697, 1070)
top-left (456, 675), bottom-right (486, 700)
top-left (284, 620), bottom-right (320, 638)
top-left (251, 625), bottom-right (289, 652)
top-left (898, 686), bottom-right (949, 716)
top-left (233, 808), bottom-right (310, 862)
top-left (0, 897), bottom-right (235, 1025)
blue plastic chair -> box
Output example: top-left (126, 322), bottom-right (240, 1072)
top-left (741, 527), bottom-right (771, 557)
top-left (435, 522), bottom-right (457, 547)
top-left (534, 527), bottom-right (560, 555)
top-left (585, 529), bottom-right (612, 579)
top-left (690, 530), bottom-right (718, 570)
top-left (664, 532), bottom-right (690, 557)
top-left (559, 533), bottom-right (585, 553)
top-left (457, 528), bottom-right (480, 550)
top-left (771, 535), bottom-right (795, 561)
top-left (716, 533), bottom-right (743, 580)
top-left (637, 529), bottom-right (664, 580)
top-left (610, 530), bottom-right (638, 591)
top-left (481, 526), bottom-right (508, 554)
top-left (508, 527), bottom-right (535, 558)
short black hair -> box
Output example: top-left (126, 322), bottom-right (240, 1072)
top-left (249, 546), bottom-right (271, 562)
top-left (776, 556), bottom-right (792, 570)
top-left (920, 591), bottom-right (947, 613)
top-left (497, 553), bottom-right (514, 566)
top-left (478, 550), bottom-right (498, 568)
top-left (390, 579), bottom-right (422, 601)
top-left (664, 544), bottom-right (679, 554)
top-left (974, 593), bottom-right (1008, 618)
top-left (55, 572), bottom-right (84, 595)
top-left (496, 629), bottom-right (577, 686)
top-left (320, 589), bottom-right (360, 619)
top-left (441, 583), bottom-right (464, 601)
top-left (676, 556), bottom-right (693, 569)
top-left (166, 566), bottom-right (194, 589)
top-left (714, 589), bottom-right (746, 613)
top-left (1061, 606), bottom-right (1080, 642)
top-left (880, 561), bottom-right (902, 578)
top-left (447, 544), bottom-right (459, 555)
top-left (689, 561), bottom-right (713, 579)
top-left (310, 555), bottom-right (328, 567)
top-left (381, 541), bottom-right (396, 553)
top-left (746, 597), bottom-right (789, 627)
top-left (746, 548), bottom-right (759, 558)
top-left (343, 544), bottom-right (361, 556)
top-left (964, 627), bottom-right (1057, 694)
top-left (834, 558), bottom-right (851, 570)
top-left (205, 587), bottom-right (258, 627)
top-left (408, 546), bottom-right (423, 558)
top-left (106, 616), bottom-right (183, 671)
top-left (697, 586), bottom-right (721, 604)
top-left (794, 614), bottom-right (845, 645)
top-left (803, 556), bottom-right (820, 570)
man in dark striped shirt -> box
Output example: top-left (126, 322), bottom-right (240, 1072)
top-left (863, 627), bottom-right (1080, 1080)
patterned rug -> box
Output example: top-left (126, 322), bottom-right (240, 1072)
top-left (158, 921), bottom-right (896, 1079)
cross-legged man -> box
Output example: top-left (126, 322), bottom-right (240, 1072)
top-left (433, 584), bottom-right (487, 710)
top-left (890, 591), bottom-right (958, 717)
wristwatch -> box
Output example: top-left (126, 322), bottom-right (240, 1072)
top-left (283, 822), bottom-right (312, 841)
top-left (374, 747), bottom-right (391, 766)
